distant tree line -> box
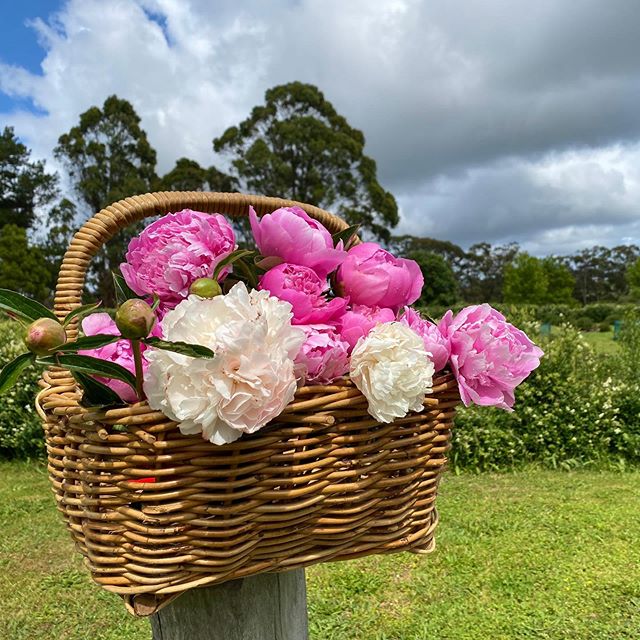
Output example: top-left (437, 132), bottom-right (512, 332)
top-left (1, 82), bottom-right (639, 308)
top-left (391, 235), bottom-right (640, 308)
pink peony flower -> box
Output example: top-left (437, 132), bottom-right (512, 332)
top-left (336, 304), bottom-right (395, 351)
top-left (295, 325), bottom-right (350, 384)
top-left (121, 209), bottom-right (236, 310)
top-left (249, 206), bottom-right (346, 278)
top-left (438, 304), bottom-right (543, 410)
top-left (259, 263), bottom-right (348, 325)
top-left (336, 243), bottom-right (423, 310)
top-left (79, 312), bottom-right (161, 403)
top-left (399, 307), bottom-right (450, 372)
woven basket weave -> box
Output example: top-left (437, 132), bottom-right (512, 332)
top-left (36, 192), bottom-right (460, 616)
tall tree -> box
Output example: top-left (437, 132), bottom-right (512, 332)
top-left (408, 250), bottom-right (459, 307)
top-left (54, 96), bottom-right (158, 304)
top-left (458, 242), bottom-right (519, 303)
top-left (213, 82), bottom-right (398, 241)
top-left (0, 224), bottom-right (53, 302)
top-left (541, 257), bottom-right (575, 304)
top-left (503, 253), bottom-right (548, 304)
top-left (390, 235), bottom-right (465, 268)
top-left (568, 245), bottom-right (640, 304)
top-left (158, 158), bottom-right (237, 193)
top-left (0, 126), bottom-right (57, 229)
top-left (626, 257), bottom-right (640, 301)
top-left (42, 198), bottom-right (78, 275)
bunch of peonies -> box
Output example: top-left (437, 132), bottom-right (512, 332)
top-left (96, 204), bottom-right (544, 444)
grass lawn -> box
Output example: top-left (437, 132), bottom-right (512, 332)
top-left (581, 330), bottom-right (620, 355)
top-left (0, 463), bottom-right (638, 640)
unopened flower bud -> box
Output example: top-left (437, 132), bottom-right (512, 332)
top-left (189, 278), bottom-right (222, 299)
top-left (24, 318), bottom-right (66, 355)
top-left (115, 299), bottom-right (156, 339)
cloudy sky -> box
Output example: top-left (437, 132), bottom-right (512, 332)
top-left (1, 0), bottom-right (639, 255)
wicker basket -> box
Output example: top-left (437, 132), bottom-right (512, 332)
top-left (36, 192), bottom-right (460, 616)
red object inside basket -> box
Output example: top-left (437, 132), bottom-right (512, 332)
top-left (131, 477), bottom-right (156, 483)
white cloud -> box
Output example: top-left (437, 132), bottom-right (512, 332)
top-left (1, 0), bottom-right (640, 255)
top-left (396, 143), bottom-right (640, 254)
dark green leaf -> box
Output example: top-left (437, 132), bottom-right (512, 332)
top-left (37, 354), bottom-right (137, 391)
top-left (235, 259), bottom-right (260, 289)
top-left (143, 337), bottom-right (214, 359)
top-left (55, 334), bottom-right (120, 352)
top-left (0, 289), bottom-right (58, 323)
top-left (113, 272), bottom-right (140, 304)
top-left (0, 353), bottom-right (34, 394)
top-left (332, 224), bottom-right (360, 249)
top-left (63, 301), bottom-right (102, 327)
top-left (212, 249), bottom-right (257, 280)
top-left (72, 370), bottom-right (124, 407)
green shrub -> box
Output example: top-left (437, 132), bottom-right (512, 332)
top-left (0, 321), bottom-right (44, 459)
top-left (574, 316), bottom-right (596, 331)
top-left (450, 325), bottom-right (640, 471)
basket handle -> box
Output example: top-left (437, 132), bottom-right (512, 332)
top-left (53, 191), bottom-right (348, 326)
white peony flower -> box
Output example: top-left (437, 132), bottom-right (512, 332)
top-left (144, 282), bottom-right (305, 445)
top-left (350, 322), bottom-right (434, 423)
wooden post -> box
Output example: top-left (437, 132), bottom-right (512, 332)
top-left (150, 569), bottom-right (308, 640)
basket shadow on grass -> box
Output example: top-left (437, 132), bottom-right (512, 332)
top-left (0, 462), bottom-right (638, 640)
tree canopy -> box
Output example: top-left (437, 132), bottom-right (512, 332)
top-left (0, 127), bottom-right (57, 230)
top-left (55, 95), bottom-right (157, 212)
top-left (503, 253), bottom-right (576, 305)
top-left (55, 96), bottom-right (158, 304)
top-left (214, 82), bottom-right (398, 241)
top-left (0, 224), bottom-right (53, 302)
top-left (158, 158), bottom-right (237, 193)
top-left (407, 250), bottom-right (459, 307)
top-left (626, 257), bottom-right (640, 301)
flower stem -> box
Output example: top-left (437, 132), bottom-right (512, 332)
top-left (131, 339), bottom-right (145, 401)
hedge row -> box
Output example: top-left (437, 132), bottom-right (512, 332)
top-left (0, 315), bottom-right (639, 469)
top-left (421, 302), bottom-right (637, 333)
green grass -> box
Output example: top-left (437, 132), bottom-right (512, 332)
top-left (0, 462), bottom-right (638, 639)
top-left (582, 330), bottom-right (620, 355)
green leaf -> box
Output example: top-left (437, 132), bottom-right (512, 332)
top-left (0, 289), bottom-right (58, 323)
top-left (63, 301), bottom-right (102, 327)
top-left (72, 370), bottom-right (124, 408)
top-left (151, 293), bottom-right (160, 312)
top-left (234, 259), bottom-right (260, 290)
top-left (212, 249), bottom-right (256, 281)
top-left (332, 224), bottom-right (360, 249)
top-left (37, 354), bottom-right (137, 391)
top-left (0, 353), bottom-right (34, 394)
top-left (55, 334), bottom-right (120, 353)
top-left (113, 272), bottom-right (139, 304)
top-left (143, 337), bottom-right (215, 359)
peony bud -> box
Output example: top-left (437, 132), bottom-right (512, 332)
top-left (115, 299), bottom-right (156, 339)
top-left (189, 278), bottom-right (222, 299)
top-left (24, 318), bottom-right (67, 355)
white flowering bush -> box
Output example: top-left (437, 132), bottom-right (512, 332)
top-left (0, 321), bottom-right (43, 458)
top-left (451, 324), bottom-right (640, 471)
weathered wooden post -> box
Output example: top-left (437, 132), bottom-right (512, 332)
top-left (150, 569), bottom-right (308, 640)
